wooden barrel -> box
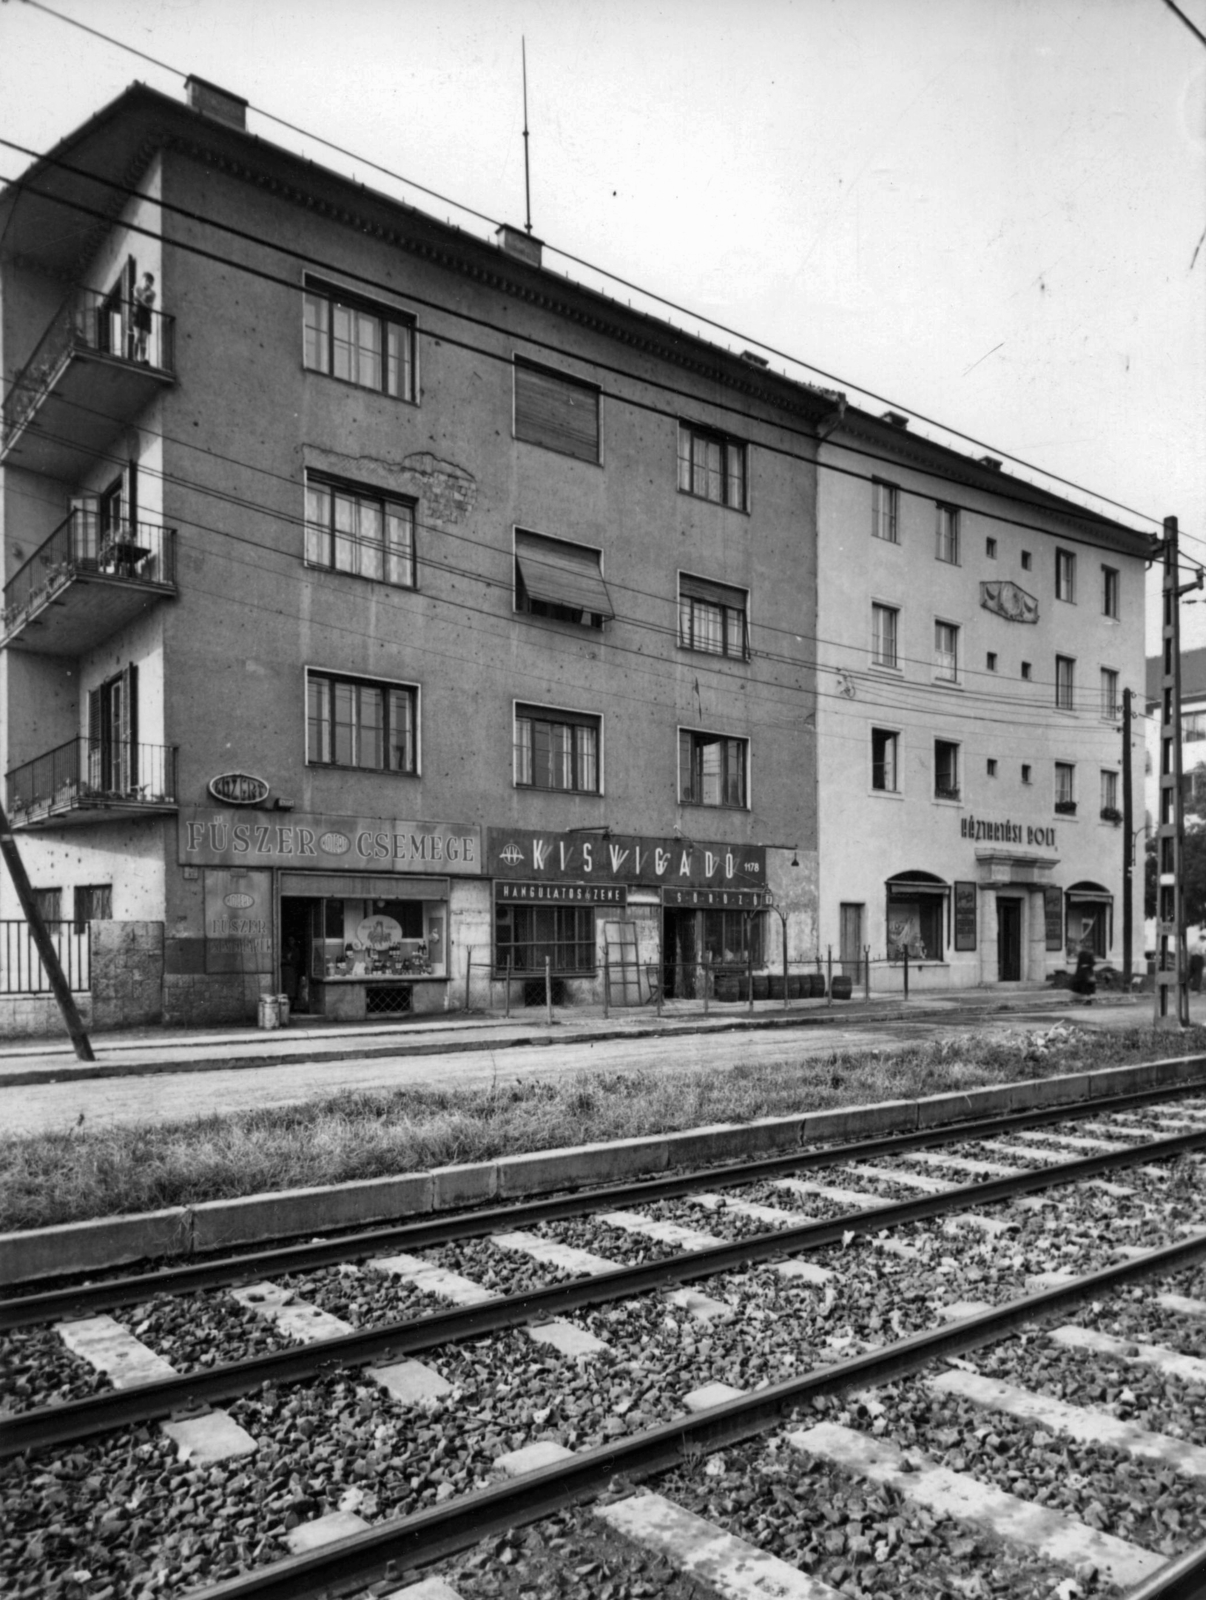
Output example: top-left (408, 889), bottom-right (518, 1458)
top-left (807, 973), bottom-right (826, 997)
top-left (787, 975), bottom-right (805, 999)
top-left (767, 974), bottom-right (785, 999)
top-left (734, 976), bottom-right (750, 1000)
top-left (830, 975), bottom-right (853, 1000)
top-left (715, 975), bottom-right (739, 1003)
top-left (753, 974), bottom-right (769, 1001)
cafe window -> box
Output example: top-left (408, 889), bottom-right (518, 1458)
top-left (703, 908), bottom-right (763, 967)
top-left (305, 475), bottom-right (415, 587)
top-left (303, 278), bottom-right (415, 400)
top-left (514, 529), bottom-right (612, 627)
top-left (495, 903), bottom-right (596, 975)
top-left (515, 705), bottom-right (601, 793)
top-left (306, 671), bottom-right (418, 774)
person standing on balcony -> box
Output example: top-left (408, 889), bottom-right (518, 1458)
top-left (132, 272), bottom-right (155, 363)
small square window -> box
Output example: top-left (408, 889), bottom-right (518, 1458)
top-left (1021, 551), bottom-right (1032, 571)
top-left (986, 652), bottom-right (998, 672)
top-left (1022, 764), bottom-right (1032, 784)
top-left (986, 537), bottom-right (997, 559)
top-left (987, 758), bottom-right (998, 777)
top-left (1021, 662), bottom-right (1032, 680)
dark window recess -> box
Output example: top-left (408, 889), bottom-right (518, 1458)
top-left (496, 903), bottom-right (596, 975)
top-left (934, 740), bottom-right (960, 800)
top-left (871, 728), bottom-right (898, 792)
top-left (74, 885), bottom-right (112, 924)
top-left (679, 575), bottom-right (749, 658)
top-left (515, 530), bottom-right (612, 626)
top-left (32, 887), bottom-right (61, 922)
top-left (514, 361), bottom-right (600, 462)
top-left (680, 729), bottom-right (747, 808)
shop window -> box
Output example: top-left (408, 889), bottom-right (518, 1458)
top-left (495, 903), bottom-right (595, 975)
top-left (1102, 565), bottom-right (1119, 619)
top-left (871, 603), bottom-right (899, 669)
top-left (515, 529), bottom-right (612, 627)
top-left (934, 740), bottom-right (960, 800)
top-left (886, 876), bottom-right (946, 961)
top-left (305, 475), bottom-right (415, 587)
top-left (872, 480), bottom-right (899, 543)
top-left (679, 728), bottom-right (747, 808)
top-left (515, 359), bottom-right (600, 462)
top-left (1067, 882), bottom-right (1111, 958)
top-left (306, 671), bottom-right (417, 774)
top-left (303, 278), bottom-right (415, 400)
top-left (678, 422), bottom-right (747, 510)
top-left (871, 727), bottom-right (898, 792)
top-left (1056, 548), bottom-right (1076, 602)
top-left (679, 574), bottom-right (749, 659)
top-left (74, 885), bottom-right (112, 924)
top-left (703, 909), bottom-right (763, 968)
top-left (514, 705), bottom-right (601, 793)
top-left (935, 504), bottom-right (959, 564)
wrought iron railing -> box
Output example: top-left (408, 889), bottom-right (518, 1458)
top-left (3, 510), bottom-right (176, 632)
top-left (7, 739), bottom-right (178, 820)
top-left (2, 285), bottom-right (175, 442)
top-left (0, 920), bottom-right (90, 994)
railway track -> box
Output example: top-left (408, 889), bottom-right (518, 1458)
top-left (4, 1080), bottom-right (1206, 1599)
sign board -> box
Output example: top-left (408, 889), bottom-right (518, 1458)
top-left (204, 869), bottom-right (273, 974)
top-left (953, 881), bottom-right (977, 951)
top-left (181, 809), bottom-right (481, 875)
top-left (495, 881), bottom-right (627, 906)
top-left (207, 772), bottom-right (270, 805)
top-left (488, 828), bottom-right (766, 889)
top-left (1044, 885), bottom-right (1064, 951)
top-left (662, 886), bottom-right (770, 910)
top-left (961, 816), bottom-right (1057, 850)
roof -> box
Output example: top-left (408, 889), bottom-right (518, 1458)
top-left (1147, 648), bottom-right (1206, 708)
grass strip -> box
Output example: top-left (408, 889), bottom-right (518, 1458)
top-left (1, 1023), bottom-right (1202, 1233)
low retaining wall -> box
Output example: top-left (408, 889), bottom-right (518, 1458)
top-left (0, 993), bottom-right (94, 1039)
top-left (4, 1054), bottom-right (1205, 1285)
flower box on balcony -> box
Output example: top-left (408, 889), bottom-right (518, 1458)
top-left (1099, 806), bottom-right (1123, 824)
top-left (935, 785), bottom-right (961, 801)
top-left (1055, 800), bottom-right (1077, 816)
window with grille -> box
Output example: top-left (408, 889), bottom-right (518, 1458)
top-left (679, 729), bottom-right (747, 808)
top-left (934, 620), bottom-right (960, 682)
top-left (677, 423), bottom-right (747, 509)
top-left (1056, 548), bottom-right (1076, 602)
top-left (872, 480), bottom-right (899, 542)
top-left (934, 740), bottom-right (960, 800)
top-left (303, 279), bottom-right (415, 400)
top-left (871, 728), bottom-right (898, 792)
top-left (679, 574), bottom-right (749, 659)
top-left (495, 903), bottom-right (596, 975)
top-left (1055, 762), bottom-right (1076, 812)
top-left (515, 706), bottom-right (600, 793)
top-left (871, 603), bottom-right (899, 668)
top-left (307, 672), bottom-right (417, 773)
top-left (305, 475), bottom-right (415, 587)
top-left (514, 360), bottom-right (600, 462)
top-left (1102, 565), bottom-right (1119, 619)
top-left (1055, 655), bottom-right (1075, 710)
top-left (936, 505), bottom-right (959, 564)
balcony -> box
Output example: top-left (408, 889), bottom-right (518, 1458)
top-left (1, 286), bottom-right (175, 478)
top-left (3, 510), bottom-right (176, 655)
top-left (7, 738), bottom-right (178, 830)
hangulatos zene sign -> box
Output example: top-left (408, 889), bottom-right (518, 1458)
top-left (180, 809), bottom-right (482, 873)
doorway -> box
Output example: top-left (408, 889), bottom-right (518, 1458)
top-left (997, 897), bottom-right (1022, 981)
top-left (839, 902), bottom-right (864, 977)
top-left (663, 908), bottom-right (697, 998)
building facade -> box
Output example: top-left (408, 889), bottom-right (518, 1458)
top-left (0, 78), bottom-right (828, 1029)
top-left (816, 412), bottom-right (1148, 989)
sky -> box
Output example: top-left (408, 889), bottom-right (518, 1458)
top-left (1, 0), bottom-right (1204, 649)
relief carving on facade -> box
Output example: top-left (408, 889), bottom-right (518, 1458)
top-left (980, 579), bottom-right (1039, 624)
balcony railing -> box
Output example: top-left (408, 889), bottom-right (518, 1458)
top-left (2, 285), bottom-right (175, 446)
top-left (3, 510), bottom-right (176, 640)
top-left (7, 738), bottom-right (178, 828)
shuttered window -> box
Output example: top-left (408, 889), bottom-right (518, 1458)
top-left (515, 530), bottom-right (612, 625)
top-left (514, 361), bottom-right (600, 462)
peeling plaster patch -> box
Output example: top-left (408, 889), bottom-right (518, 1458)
top-left (303, 447), bottom-right (477, 525)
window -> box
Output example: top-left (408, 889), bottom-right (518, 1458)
top-left (32, 888), bottom-right (61, 922)
top-left (1185, 710), bottom-right (1206, 743)
top-left (307, 672), bottom-right (417, 773)
top-left (678, 422), bottom-right (747, 509)
top-left (704, 909), bottom-right (763, 967)
top-left (495, 904), bottom-right (595, 976)
top-left (1022, 764), bottom-right (1032, 784)
top-left (679, 729), bottom-right (747, 808)
top-left (515, 360), bottom-right (600, 462)
top-left (871, 728), bottom-right (898, 792)
top-left (1055, 655), bottom-right (1075, 711)
top-left (515, 530), bottom-right (612, 628)
top-left (515, 705), bottom-right (600, 793)
top-left (1021, 550), bottom-right (1032, 571)
top-left (303, 279), bottom-right (414, 400)
top-left (305, 476), bottom-right (415, 587)
top-left (1056, 548), bottom-right (1076, 602)
top-left (872, 480), bottom-right (899, 543)
top-left (679, 574), bottom-right (749, 659)
top-left (934, 621), bottom-right (960, 682)
top-left (1102, 566), bottom-right (1119, 619)
top-left (74, 885), bottom-right (112, 924)
top-left (987, 758), bottom-right (998, 777)
top-left (986, 652), bottom-right (998, 672)
top-left (1055, 762), bottom-right (1076, 812)
top-left (934, 740), bottom-right (960, 800)
top-left (87, 663), bottom-right (139, 796)
top-left (871, 603), bottom-right (899, 668)
top-left (986, 537), bottom-right (997, 559)
top-left (935, 505), bottom-right (959, 564)
top-left (1100, 770), bottom-right (1120, 819)
top-left (1100, 668), bottom-right (1119, 721)
top-left (1021, 661), bottom-right (1032, 681)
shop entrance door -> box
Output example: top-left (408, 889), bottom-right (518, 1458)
top-left (839, 903), bottom-right (864, 977)
top-left (663, 909), bottom-right (697, 999)
top-left (997, 898), bottom-right (1022, 981)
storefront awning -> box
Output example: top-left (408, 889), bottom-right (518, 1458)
top-left (515, 530), bottom-right (614, 618)
top-left (886, 879), bottom-right (950, 896)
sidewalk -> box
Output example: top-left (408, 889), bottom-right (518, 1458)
top-left (0, 983), bottom-right (1132, 1087)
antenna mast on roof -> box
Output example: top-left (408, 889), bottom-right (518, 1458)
top-left (522, 38), bottom-right (533, 234)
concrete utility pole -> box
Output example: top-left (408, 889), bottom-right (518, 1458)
top-left (0, 799), bottom-right (94, 1060)
top-left (1122, 684), bottom-right (1134, 989)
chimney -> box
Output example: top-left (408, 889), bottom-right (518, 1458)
top-left (979, 456), bottom-right (1003, 471)
top-left (882, 411), bottom-right (909, 429)
top-left (496, 224), bottom-right (543, 268)
top-left (185, 76), bottom-right (248, 131)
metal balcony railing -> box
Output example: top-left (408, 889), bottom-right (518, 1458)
top-left (2, 285), bottom-right (175, 444)
top-left (3, 510), bottom-right (176, 633)
top-left (7, 738), bottom-right (178, 824)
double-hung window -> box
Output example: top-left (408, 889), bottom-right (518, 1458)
top-left (934, 621), bottom-right (960, 683)
top-left (871, 728), bottom-right (899, 792)
top-left (679, 575), bottom-right (749, 659)
top-left (679, 729), bottom-right (747, 808)
top-left (871, 603), bottom-right (899, 668)
top-left (303, 279), bottom-right (415, 400)
top-left (872, 480), bottom-right (899, 543)
top-left (1055, 654), bottom-right (1076, 711)
top-left (515, 705), bottom-right (600, 793)
top-left (1100, 770), bottom-right (1119, 818)
top-left (934, 740), bottom-right (960, 800)
top-left (936, 505), bottom-right (959, 564)
top-left (514, 360), bottom-right (600, 462)
top-left (307, 671), bottom-right (417, 774)
top-left (1055, 762), bottom-right (1076, 812)
top-left (305, 475), bottom-right (415, 587)
top-left (678, 423), bottom-right (747, 510)
top-left (1100, 667), bottom-right (1119, 721)
top-left (514, 530), bottom-right (612, 628)
top-left (1102, 566), bottom-right (1119, 619)
top-left (1056, 548), bottom-right (1076, 602)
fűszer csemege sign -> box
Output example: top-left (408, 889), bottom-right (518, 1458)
top-left (181, 809), bottom-right (482, 873)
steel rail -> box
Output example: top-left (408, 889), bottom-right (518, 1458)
top-left (180, 1231), bottom-right (1206, 1600)
top-left (5, 1122), bottom-right (1205, 1461)
top-left (1122, 1540), bottom-right (1206, 1600)
top-left (6, 1073), bottom-right (1205, 1331)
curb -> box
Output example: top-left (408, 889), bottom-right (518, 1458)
top-left (4, 1050), bottom-right (1202, 1287)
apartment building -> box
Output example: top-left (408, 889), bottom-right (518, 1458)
top-left (0, 77), bottom-right (826, 1029)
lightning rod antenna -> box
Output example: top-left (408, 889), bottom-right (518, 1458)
top-left (522, 38), bottom-right (533, 234)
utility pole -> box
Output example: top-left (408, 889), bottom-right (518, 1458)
top-left (0, 800), bottom-right (94, 1060)
top-left (1122, 684), bottom-right (1133, 989)
top-left (1152, 515), bottom-right (1202, 1030)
